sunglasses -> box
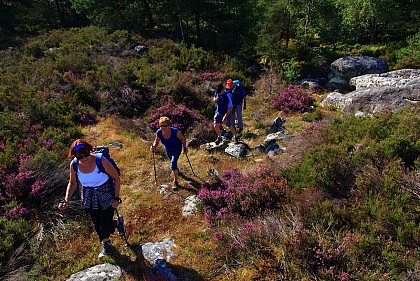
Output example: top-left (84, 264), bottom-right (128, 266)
top-left (75, 152), bottom-right (90, 160)
top-left (160, 124), bottom-right (169, 128)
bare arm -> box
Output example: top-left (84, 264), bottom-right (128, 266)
top-left (151, 135), bottom-right (161, 152)
top-left (58, 162), bottom-right (78, 210)
top-left (177, 131), bottom-right (188, 154)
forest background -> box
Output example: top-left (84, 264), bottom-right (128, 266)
top-left (0, 0), bottom-right (419, 280)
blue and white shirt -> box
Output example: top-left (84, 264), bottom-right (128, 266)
top-left (78, 165), bottom-right (114, 210)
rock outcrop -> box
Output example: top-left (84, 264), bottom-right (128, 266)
top-left (67, 263), bottom-right (122, 281)
top-left (322, 69), bottom-right (420, 114)
top-left (326, 56), bottom-right (389, 91)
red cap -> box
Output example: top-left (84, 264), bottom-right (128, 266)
top-left (226, 79), bottom-right (233, 89)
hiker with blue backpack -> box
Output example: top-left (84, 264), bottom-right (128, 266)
top-left (213, 82), bottom-right (239, 145)
top-left (228, 79), bottom-right (247, 134)
top-left (150, 116), bottom-right (188, 190)
top-left (58, 139), bottom-right (126, 259)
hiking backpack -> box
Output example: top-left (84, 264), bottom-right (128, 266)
top-left (72, 145), bottom-right (121, 176)
top-left (231, 80), bottom-right (245, 104)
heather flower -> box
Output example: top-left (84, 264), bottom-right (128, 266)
top-left (198, 166), bottom-right (287, 225)
top-left (149, 97), bottom-right (204, 133)
top-left (198, 71), bottom-right (224, 82)
top-left (30, 179), bottom-right (46, 197)
top-left (271, 84), bottom-right (315, 113)
top-left (41, 138), bottom-right (54, 146)
top-left (5, 206), bottom-right (30, 219)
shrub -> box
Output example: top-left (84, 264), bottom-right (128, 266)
top-left (1, 154), bottom-right (48, 213)
top-left (100, 83), bottom-right (152, 118)
top-left (271, 84), bottom-right (315, 113)
top-left (304, 231), bottom-right (419, 280)
top-left (148, 97), bottom-right (205, 134)
top-left (0, 217), bottom-right (31, 268)
top-left (302, 108), bottom-right (324, 122)
top-left (168, 44), bottom-right (214, 71)
top-left (395, 32), bottom-right (420, 69)
top-left (154, 71), bottom-right (213, 117)
top-left (282, 58), bottom-right (300, 84)
top-left (198, 166), bottom-right (288, 225)
top-left (188, 120), bottom-right (217, 144)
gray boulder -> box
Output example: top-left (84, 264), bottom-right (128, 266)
top-left (225, 143), bottom-right (248, 158)
top-left (182, 195), bottom-right (199, 217)
top-left (322, 69), bottom-right (420, 114)
top-left (322, 86), bottom-right (420, 114)
top-left (269, 117), bottom-right (286, 133)
top-left (67, 263), bottom-right (122, 281)
top-left (350, 69), bottom-right (420, 89)
top-left (326, 56), bottom-right (389, 90)
top-left (264, 132), bottom-right (295, 143)
top-left (141, 238), bottom-right (178, 264)
top-left (186, 138), bottom-right (200, 149)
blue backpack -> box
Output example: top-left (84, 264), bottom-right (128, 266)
top-left (72, 146), bottom-right (121, 177)
top-left (231, 80), bottom-right (246, 104)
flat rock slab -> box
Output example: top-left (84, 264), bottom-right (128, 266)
top-left (67, 263), bottom-right (122, 281)
top-left (141, 238), bottom-right (179, 264)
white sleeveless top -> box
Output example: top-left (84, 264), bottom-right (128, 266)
top-left (77, 165), bottom-right (109, 187)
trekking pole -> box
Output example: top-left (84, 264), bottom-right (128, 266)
top-left (152, 150), bottom-right (157, 184)
top-left (115, 208), bottom-right (130, 247)
top-left (185, 153), bottom-right (196, 176)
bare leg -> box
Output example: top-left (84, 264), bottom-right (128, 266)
top-left (173, 169), bottom-right (179, 183)
top-left (229, 125), bottom-right (237, 137)
top-left (214, 123), bottom-right (221, 136)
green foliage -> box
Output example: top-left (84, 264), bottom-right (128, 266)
top-left (0, 217), bottom-right (31, 268)
top-left (281, 106), bottom-right (420, 278)
top-left (301, 108), bottom-right (324, 122)
top-left (359, 44), bottom-right (388, 57)
top-left (168, 44), bottom-right (213, 71)
top-left (395, 32), bottom-right (420, 69)
top-left (288, 107), bottom-right (420, 193)
top-left (282, 58), bottom-right (300, 84)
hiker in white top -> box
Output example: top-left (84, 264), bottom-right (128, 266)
top-left (58, 139), bottom-right (125, 259)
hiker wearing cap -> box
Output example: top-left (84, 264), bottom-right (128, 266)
top-left (150, 117), bottom-right (188, 189)
top-left (213, 82), bottom-right (239, 145)
top-left (58, 139), bottom-right (126, 259)
top-left (229, 79), bottom-right (247, 134)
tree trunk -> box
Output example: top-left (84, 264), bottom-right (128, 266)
top-left (141, 0), bottom-right (156, 28)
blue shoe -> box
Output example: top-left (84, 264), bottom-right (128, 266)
top-left (98, 240), bottom-right (112, 259)
top-left (117, 215), bottom-right (126, 236)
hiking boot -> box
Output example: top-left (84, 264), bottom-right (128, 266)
top-left (215, 136), bottom-right (222, 145)
top-left (172, 181), bottom-right (180, 190)
top-left (234, 136), bottom-right (239, 144)
top-left (117, 215), bottom-right (126, 236)
top-left (98, 240), bottom-right (112, 259)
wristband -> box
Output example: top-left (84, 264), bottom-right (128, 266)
top-left (113, 197), bottom-right (122, 203)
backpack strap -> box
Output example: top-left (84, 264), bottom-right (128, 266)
top-left (71, 157), bottom-right (81, 199)
top-left (72, 157), bottom-right (78, 172)
top-left (95, 153), bottom-right (106, 174)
